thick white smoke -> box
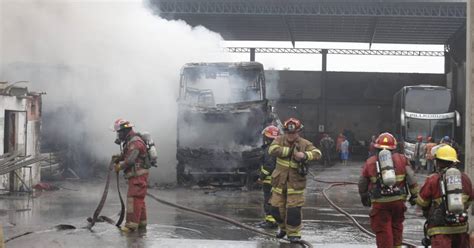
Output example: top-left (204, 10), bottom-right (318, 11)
top-left (0, 0), bottom-right (229, 184)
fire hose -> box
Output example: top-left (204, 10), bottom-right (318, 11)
top-left (307, 171), bottom-right (418, 248)
top-left (146, 192), bottom-right (313, 248)
top-left (87, 160), bottom-right (114, 230)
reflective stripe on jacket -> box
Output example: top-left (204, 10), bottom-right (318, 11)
top-left (269, 135), bottom-right (321, 195)
top-left (416, 171), bottom-right (473, 236)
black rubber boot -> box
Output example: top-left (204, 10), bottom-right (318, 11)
top-left (258, 221), bottom-right (278, 229)
top-left (276, 230), bottom-right (287, 239)
top-left (288, 236), bottom-right (301, 243)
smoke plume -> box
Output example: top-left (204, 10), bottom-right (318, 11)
top-left (0, 0), bottom-right (228, 184)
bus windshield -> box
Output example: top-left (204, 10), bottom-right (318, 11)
top-left (182, 66), bottom-right (263, 105)
top-left (405, 88), bottom-right (453, 113)
top-left (406, 118), bottom-right (454, 143)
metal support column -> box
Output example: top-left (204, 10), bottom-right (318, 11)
top-left (250, 48), bottom-right (256, 62)
top-left (320, 49), bottom-right (328, 133)
top-left (445, 50), bottom-right (451, 77)
top-left (466, 0), bottom-right (474, 218)
top-left (0, 223), bottom-right (4, 248)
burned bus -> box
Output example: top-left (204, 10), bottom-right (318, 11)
top-left (392, 85), bottom-right (461, 162)
top-left (176, 62), bottom-right (270, 186)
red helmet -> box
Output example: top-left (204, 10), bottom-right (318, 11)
top-left (113, 118), bottom-right (134, 132)
top-left (283, 118), bottom-right (303, 133)
top-left (374, 132), bottom-right (397, 150)
top-left (427, 136), bottom-right (433, 142)
top-left (417, 135), bottom-right (423, 142)
top-left (262, 125), bottom-right (280, 139)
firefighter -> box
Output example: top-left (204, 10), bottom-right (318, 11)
top-left (415, 145), bottom-right (473, 248)
top-left (268, 118), bottom-right (321, 242)
top-left (113, 119), bottom-right (149, 232)
top-left (257, 125), bottom-right (280, 229)
top-left (358, 132), bottom-right (419, 248)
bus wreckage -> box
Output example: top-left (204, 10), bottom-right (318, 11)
top-left (176, 62), bottom-right (270, 186)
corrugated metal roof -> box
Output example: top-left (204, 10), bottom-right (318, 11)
top-left (152, 0), bottom-right (466, 44)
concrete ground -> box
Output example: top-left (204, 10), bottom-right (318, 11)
top-left (1, 161), bottom-right (428, 248)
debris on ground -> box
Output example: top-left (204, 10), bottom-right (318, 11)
top-left (33, 182), bottom-right (59, 191)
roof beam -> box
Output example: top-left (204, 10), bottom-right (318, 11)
top-left (283, 16), bottom-right (296, 48)
top-left (154, 0), bottom-right (466, 18)
top-left (369, 17), bottom-right (379, 48)
top-left (225, 47), bottom-right (445, 56)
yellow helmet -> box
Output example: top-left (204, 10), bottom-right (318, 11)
top-left (435, 145), bottom-right (459, 163)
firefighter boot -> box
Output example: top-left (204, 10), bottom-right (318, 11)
top-left (276, 229), bottom-right (287, 239)
top-left (138, 221), bottom-right (147, 230)
top-left (258, 215), bottom-right (278, 229)
top-left (288, 236), bottom-right (301, 243)
top-left (120, 226), bottom-right (133, 233)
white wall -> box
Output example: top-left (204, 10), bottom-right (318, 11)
top-left (0, 95), bottom-right (40, 191)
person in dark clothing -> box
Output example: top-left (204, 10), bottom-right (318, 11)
top-left (257, 125), bottom-right (280, 228)
top-left (319, 133), bottom-right (334, 166)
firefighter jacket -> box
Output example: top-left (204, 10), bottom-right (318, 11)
top-left (260, 143), bottom-right (276, 185)
top-left (120, 130), bottom-right (148, 179)
top-left (268, 135), bottom-right (321, 195)
top-left (416, 171), bottom-right (473, 236)
top-left (359, 152), bottom-right (419, 204)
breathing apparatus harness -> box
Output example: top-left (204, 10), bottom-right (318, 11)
top-left (422, 165), bottom-right (467, 247)
top-left (116, 131), bottom-right (158, 170)
top-left (371, 149), bottom-right (404, 199)
top-left (431, 166), bottom-right (468, 226)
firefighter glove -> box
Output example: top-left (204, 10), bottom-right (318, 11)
top-left (111, 154), bottom-right (122, 164)
top-left (294, 152), bottom-right (306, 161)
top-left (360, 193), bottom-right (371, 207)
top-left (114, 163), bottom-right (122, 172)
top-left (409, 195), bottom-right (417, 206)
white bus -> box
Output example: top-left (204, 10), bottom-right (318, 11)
top-left (392, 85), bottom-right (461, 162)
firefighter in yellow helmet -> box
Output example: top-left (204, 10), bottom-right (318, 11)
top-left (416, 145), bottom-right (473, 248)
top-left (268, 118), bottom-right (321, 242)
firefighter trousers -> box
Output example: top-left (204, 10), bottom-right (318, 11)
top-left (263, 183), bottom-right (275, 222)
top-left (430, 233), bottom-right (470, 248)
top-left (369, 200), bottom-right (406, 248)
top-left (269, 189), bottom-right (305, 237)
top-left (125, 173), bottom-right (148, 230)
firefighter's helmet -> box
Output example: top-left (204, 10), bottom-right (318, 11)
top-left (113, 118), bottom-right (134, 132)
top-left (283, 118), bottom-right (303, 133)
top-left (262, 125), bottom-right (280, 139)
top-left (435, 145), bottom-right (459, 163)
top-left (374, 132), bottom-right (397, 150)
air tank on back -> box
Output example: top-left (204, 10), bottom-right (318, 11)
top-left (444, 167), bottom-right (464, 213)
top-left (378, 149), bottom-right (396, 186)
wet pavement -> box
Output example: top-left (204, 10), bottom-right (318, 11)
top-left (1, 161), bottom-right (428, 247)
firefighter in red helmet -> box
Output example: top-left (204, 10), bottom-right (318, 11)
top-left (113, 118), bottom-right (149, 232)
top-left (257, 125), bottom-right (280, 229)
top-left (268, 118), bottom-right (321, 242)
top-left (358, 132), bottom-right (419, 248)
